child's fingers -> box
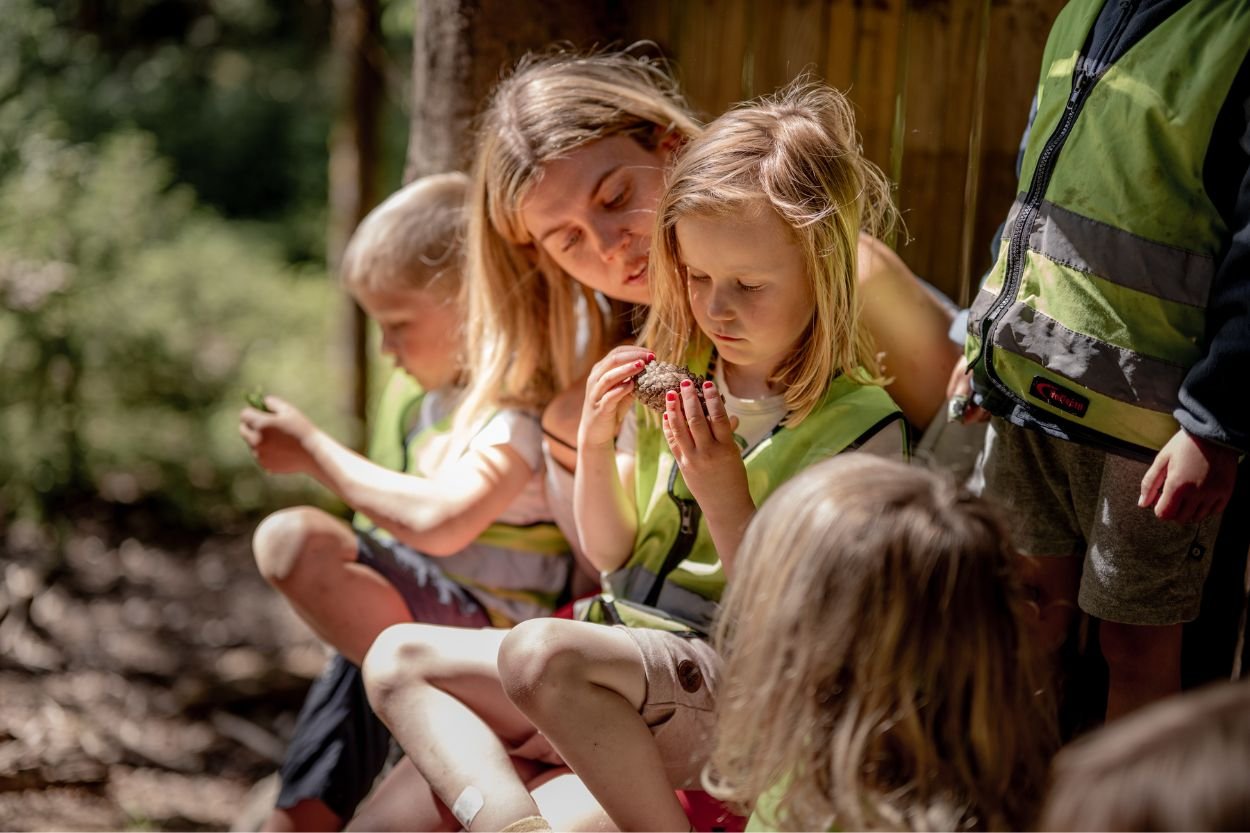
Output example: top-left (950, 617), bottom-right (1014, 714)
top-left (238, 422), bottom-right (260, 448)
top-left (679, 379), bottom-right (712, 446)
top-left (1138, 457), bottom-right (1165, 510)
top-left (702, 382), bottom-right (735, 445)
top-left (665, 391), bottom-right (694, 457)
top-left (589, 358), bottom-right (648, 401)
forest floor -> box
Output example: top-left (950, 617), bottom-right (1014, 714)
top-left (0, 514), bottom-right (326, 831)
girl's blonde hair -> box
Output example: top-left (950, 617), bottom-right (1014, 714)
top-left (462, 48), bottom-right (702, 420)
top-left (645, 81), bottom-right (894, 426)
top-left (707, 455), bottom-right (1057, 831)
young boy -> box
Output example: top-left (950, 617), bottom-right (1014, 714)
top-left (238, 172), bottom-right (570, 830)
top-left (964, 0), bottom-right (1248, 721)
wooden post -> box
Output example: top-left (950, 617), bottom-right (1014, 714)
top-left (404, 0), bottom-right (630, 182)
top-left (329, 0), bottom-right (382, 450)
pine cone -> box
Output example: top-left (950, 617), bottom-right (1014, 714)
top-left (633, 360), bottom-right (707, 414)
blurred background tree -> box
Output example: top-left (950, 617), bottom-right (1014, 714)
top-left (0, 0), bottom-right (415, 533)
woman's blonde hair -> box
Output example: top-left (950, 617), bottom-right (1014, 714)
top-left (645, 81), bottom-right (895, 426)
top-left (707, 455), bottom-right (1057, 831)
top-left (461, 48), bottom-right (702, 420)
top-left (1039, 681), bottom-right (1250, 831)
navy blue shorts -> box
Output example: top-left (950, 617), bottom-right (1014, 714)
top-left (275, 531), bottom-right (492, 819)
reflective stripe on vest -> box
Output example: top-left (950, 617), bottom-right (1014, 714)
top-left (586, 352), bottom-right (903, 635)
top-left (354, 370), bottom-right (570, 624)
top-left (966, 0), bottom-right (1249, 455)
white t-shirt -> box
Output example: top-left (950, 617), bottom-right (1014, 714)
top-left (413, 390), bottom-right (551, 526)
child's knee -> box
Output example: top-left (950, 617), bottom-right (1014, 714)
top-left (499, 619), bottom-right (588, 714)
top-left (361, 624), bottom-right (438, 715)
top-left (252, 506), bottom-right (347, 585)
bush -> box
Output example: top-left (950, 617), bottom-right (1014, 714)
top-left (0, 127), bottom-right (350, 528)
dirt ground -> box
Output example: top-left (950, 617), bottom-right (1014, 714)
top-left (0, 515), bottom-right (327, 832)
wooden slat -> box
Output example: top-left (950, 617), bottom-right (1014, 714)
top-left (625, 0), bottom-right (1065, 306)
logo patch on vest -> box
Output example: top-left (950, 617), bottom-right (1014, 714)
top-left (1029, 376), bottom-right (1089, 417)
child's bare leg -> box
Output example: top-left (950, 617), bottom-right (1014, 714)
top-left (253, 506), bottom-right (411, 665)
top-left (262, 799), bottom-right (342, 832)
top-left (500, 619), bottom-right (692, 832)
top-left (1017, 553), bottom-right (1082, 655)
top-left (363, 624), bottom-right (542, 831)
top-left (347, 755), bottom-right (614, 832)
top-left (345, 755), bottom-right (460, 832)
top-left (1099, 621), bottom-right (1183, 721)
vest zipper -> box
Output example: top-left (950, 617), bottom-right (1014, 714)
top-left (643, 465), bottom-right (701, 607)
top-left (641, 420), bottom-right (783, 608)
top-left (975, 0), bottom-right (1138, 403)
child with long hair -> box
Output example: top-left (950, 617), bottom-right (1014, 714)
top-left (708, 455), bottom-right (1057, 832)
top-left (493, 82), bottom-right (911, 832)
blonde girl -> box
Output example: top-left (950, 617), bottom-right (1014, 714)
top-left (708, 455), bottom-right (1057, 832)
top-left (495, 82), bottom-right (911, 832)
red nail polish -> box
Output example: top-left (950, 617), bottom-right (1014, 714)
top-left (636, 360), bottom-right (644, 368)
top-left (703, 381), bottom-right (715, 390)
top-left (647, 353), bottom-right (656, 362)
top-left (680, 379), bottom-right (692, 388)
top-left (663, 413), bottom-right (668, 421)
top-left (666, 391), bottom-right (677, 401)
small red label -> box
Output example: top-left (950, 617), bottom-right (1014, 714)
top-left (1029, 376), bottom-right (1089, 417)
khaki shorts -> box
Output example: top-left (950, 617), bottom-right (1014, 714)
top-left (619, 626), bottom-right (721, 789)
top-left (979, 418), bottom-right (1221, 626)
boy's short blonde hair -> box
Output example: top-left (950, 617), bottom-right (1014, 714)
top-left (1040, 681), bottom-right (1250, 831)
top-left (340, 171), bottom-right (470, 296)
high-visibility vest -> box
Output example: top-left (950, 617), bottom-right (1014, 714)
top-left (355, 370), bottom-right (570, 625)
top-left (581, 351), bottom-right (904, 635)
top-left (966, 0), bottom-right (1249, 459)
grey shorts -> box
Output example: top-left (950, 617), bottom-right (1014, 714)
top-left (618, 626), bottom-right (721, 789)
top-left (978, 418), bottom-right (1221, 626)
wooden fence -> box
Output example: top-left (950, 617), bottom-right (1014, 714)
top-left (625, 0), bottom-right (1066, 306)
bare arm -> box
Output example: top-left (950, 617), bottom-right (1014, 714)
top-left (240, 397), bottom-right (532, 556)
top-left (858, 233), bottom-right (961, 431)
top-left (573, 346), bottom-right (652, 573)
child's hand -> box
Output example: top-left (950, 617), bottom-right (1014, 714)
top-left (1139, 429), bottom-right (1239, 523)
top-left (663, 380), bottom-right (747, 505)
top-left (578, 346), bottom-right (654, 450)
top-left (944, 355), bottom-right (989, 424)
top-left (239, 395), bottom-right (320, 475)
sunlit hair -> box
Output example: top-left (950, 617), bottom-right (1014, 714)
top-left (1039, 681), bottom-right (1250, 831)
top-left (461, 48), bottom-right (702, 421)
top-left (645, 81), bottom-right (895, 426)
top-left (707, 455), bottom-right (1057, 831)
top-left (340, 172), bottom-right (469, 298)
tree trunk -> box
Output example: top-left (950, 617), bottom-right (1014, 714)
top-left (329, 0), bottom-right (382, 449)
top-left (405, 0), bottom-right (630, 182)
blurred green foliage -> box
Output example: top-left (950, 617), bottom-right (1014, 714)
top-left (0, 0), bottom-right (414, 530)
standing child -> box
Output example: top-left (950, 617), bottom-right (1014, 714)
top-left (963, 0), bottom-right (1249, 720)
top-left (493, 82), bottom-right (909, 832)
top-left (238, 173), bottom-right (570, 831)
top-left (706, 455), bottom-right (1057, 832)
